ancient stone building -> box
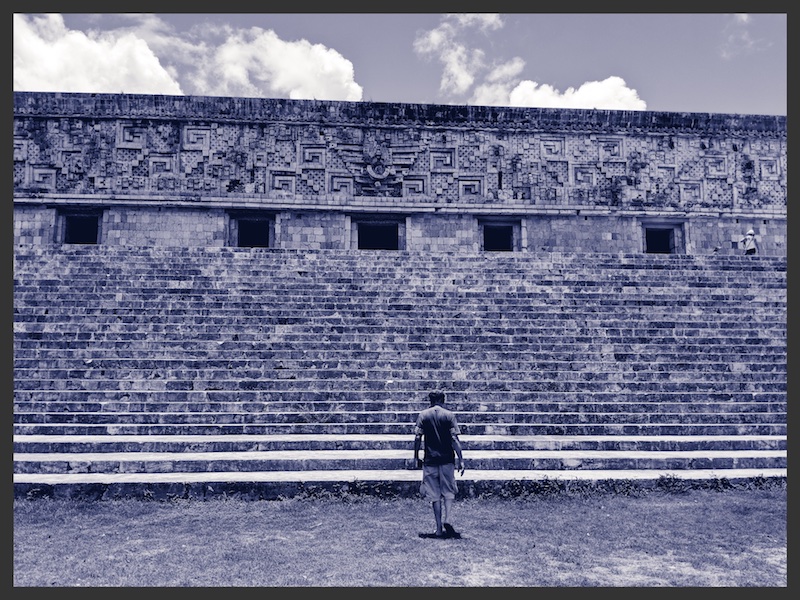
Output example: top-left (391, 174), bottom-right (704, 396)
top-left (13, 92), bottom-right (786, 255)
top-left (13, 92), bottom-right (787, 499)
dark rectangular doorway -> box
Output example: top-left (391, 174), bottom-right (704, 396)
top-left (64, 214), bottom-right (100, 244)
top-left (483, 224), bottom-right (514, 251)
top-left (358, 222), bottom-right (399, 250)
top-left (237, 219), bottom-right (270, 248)
top-left (645, 228), bottom-right (674, 254)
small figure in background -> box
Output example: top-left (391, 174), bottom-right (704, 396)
top-left (740, 229), bottom-right (758, 255)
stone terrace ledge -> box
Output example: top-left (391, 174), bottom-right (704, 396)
top-left (12, 91), bottom-right (787, 136)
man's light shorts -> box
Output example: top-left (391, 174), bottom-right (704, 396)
top-left (421, 463), bottom-right (457, 500)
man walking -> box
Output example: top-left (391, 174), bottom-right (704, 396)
top-left (414, 391), bottom-right (465, 538)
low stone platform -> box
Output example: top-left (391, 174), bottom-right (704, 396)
top-left (13, 433), bottom-right (786, 499)
top-left (14, 468), bottom-right (786, 501)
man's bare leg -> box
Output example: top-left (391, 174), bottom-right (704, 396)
top-left (443, 497), bottom-right (453, 528)
top-left (432, 500), bottom-right (443, 536)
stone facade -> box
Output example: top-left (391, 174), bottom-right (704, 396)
top-left (13, 91), bottom-right (787, 255)
top-left (12, 92), bottom-right (788, 494)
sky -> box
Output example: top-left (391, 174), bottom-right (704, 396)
top-left (12, 12), bottom-right (788, 116)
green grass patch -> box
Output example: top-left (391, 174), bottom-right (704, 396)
top-left (14, 484), bottom-right (786, 587)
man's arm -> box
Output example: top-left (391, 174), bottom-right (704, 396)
top-left (451, 431), bottom-right (465, 475)
top-left (413, 432), bottom-right (423, 468)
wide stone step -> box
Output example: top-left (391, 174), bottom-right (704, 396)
top-left (14, 252), bottom-right (786, 268)
top-left (17, 280), bottom-right (787, 293)
top-left (13, 301), bottom-right (786, 316)
top-left (39, 280), bottom-right (777, 289)
top-left (12, 414), bottom-right (787, 431)
top-left (15, 378), bottom-right (786, 392)
top-left (12, 422), bottom-right (788, 436)
top-left (13, 448), bottom-right (787, 475)
top-left (12, 391), bottom-right (787, 406)
top-left (18, 258), bottom-right (784, 270)
top-left (14, 276), bottom-right (787, 287)
top-left (10, 340), bottom-right (787, 353)
top-left (13, 287), bottom-right (787, 298)
top-left (12, 342), bottom-right (787, 359)
top-left (15, 299), bottom-right (784, 313)
top-left (13, 311), bottom-right (786, 327)
top-left (35, 265), bottom-right (776, 277)
top-left (11, 355), bottom-right (789, 375)
top-left (14, 296), bottom-right (786, 312)
top-left (12, 359), bottom-right (787, 374)
top-left (12, 468), bottom-right (789, 496)
top-left (12, 347), bottom-right (786, 363)
top-left (21, 262), bottom-right (787, 273)
top-left (12, 379), bottom-right (788, 393)
top-left (13, 400), bottom-right (786, 414)
top-left (12, 331), bottom-right (786, 347)
top-left (12, 321), bottom-right (787, 339)
top-left (12, 354), bottom-right (788, 373)
top-left (15, 293), bottom-right (786, 304)
top-left (13, 433), bottom-right (788, 453)
top-left (13, 330), bottom-right (787, 343)
top-left (17, 255), bottom-right (787, 268)
top-left (13, 345), bottom-right (788, 360)
top-left (13, 327), bottom-right (785, 343)
top-left (13, 312), bottom-right (785, 326)
top-left (15, 257), bottom-right (786, 270)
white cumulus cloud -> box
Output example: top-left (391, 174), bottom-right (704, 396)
top-left (445, 13), bottom-right (504, 32)
top-left (470, 57), bottom-right (526, 106)
top-left (13, 14), bottom-right (364, 102)
top-left (13, 13), bottom-right (183, 94)
top-left (508, 76), bottom-right (647, 111)
top-left (192, 27), bottom-right (363, 101)
top-left (416, 14), bottom-right (646, 110)
top-left (414, 13), bottom-right (500, 96)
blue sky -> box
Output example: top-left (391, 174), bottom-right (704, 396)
top-left (12, 12), bottom-right (787, 115)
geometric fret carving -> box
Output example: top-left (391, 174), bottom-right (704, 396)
top-left (272, 172), bottom-right (295, 193)
top-left (430, 149), bottom-right (455, 171)
top-left (302, 146), bottom-right (325, 167)
top-left (705, 156), bottom-right (728, 178)
top-left (10, 95), bottom-right (786, 215)
top-left (598, 138), bottom-right (624, 162)
top-left (116, 122), bottom-right (146, 149)
top-left (30, 166), bottom-right (57, 190)
top-left (573, 165), bottom-right (595, 186)
top-left (403, 178), bottom-right (426, 195)
top-left (679, 181), bottom-right (703, 203)
top-left (760, 158), bottom-right (780, 180)
top-left (540, 137), bottom-right (564, 158)
top-left (182, 126), bottom-right (211, 156)
top-left (331, 175), bottom-right (353, 195)
top-left (459, 178), bottom-right (482, 196)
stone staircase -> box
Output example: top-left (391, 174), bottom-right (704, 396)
top-left (13, 245), bottom-right (787, 498)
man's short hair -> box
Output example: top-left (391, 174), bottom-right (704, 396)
top-left (428, 391), bottom-right (445, 405)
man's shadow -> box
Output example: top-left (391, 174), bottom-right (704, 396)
top-left (418, 532), bottom-right (462, 539)
top-left (419, 524), bottom-right (462, 539)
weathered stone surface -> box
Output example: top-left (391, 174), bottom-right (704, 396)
top-left (12, 94), bottom-right (787, 496)
top-left (12, 91), bottom-right (787, 256)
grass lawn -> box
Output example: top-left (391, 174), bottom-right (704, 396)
top-left (13, 484), bottom-right (786, 587)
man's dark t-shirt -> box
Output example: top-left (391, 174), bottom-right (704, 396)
top-left (415, 405), bottom-right (461, 466)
